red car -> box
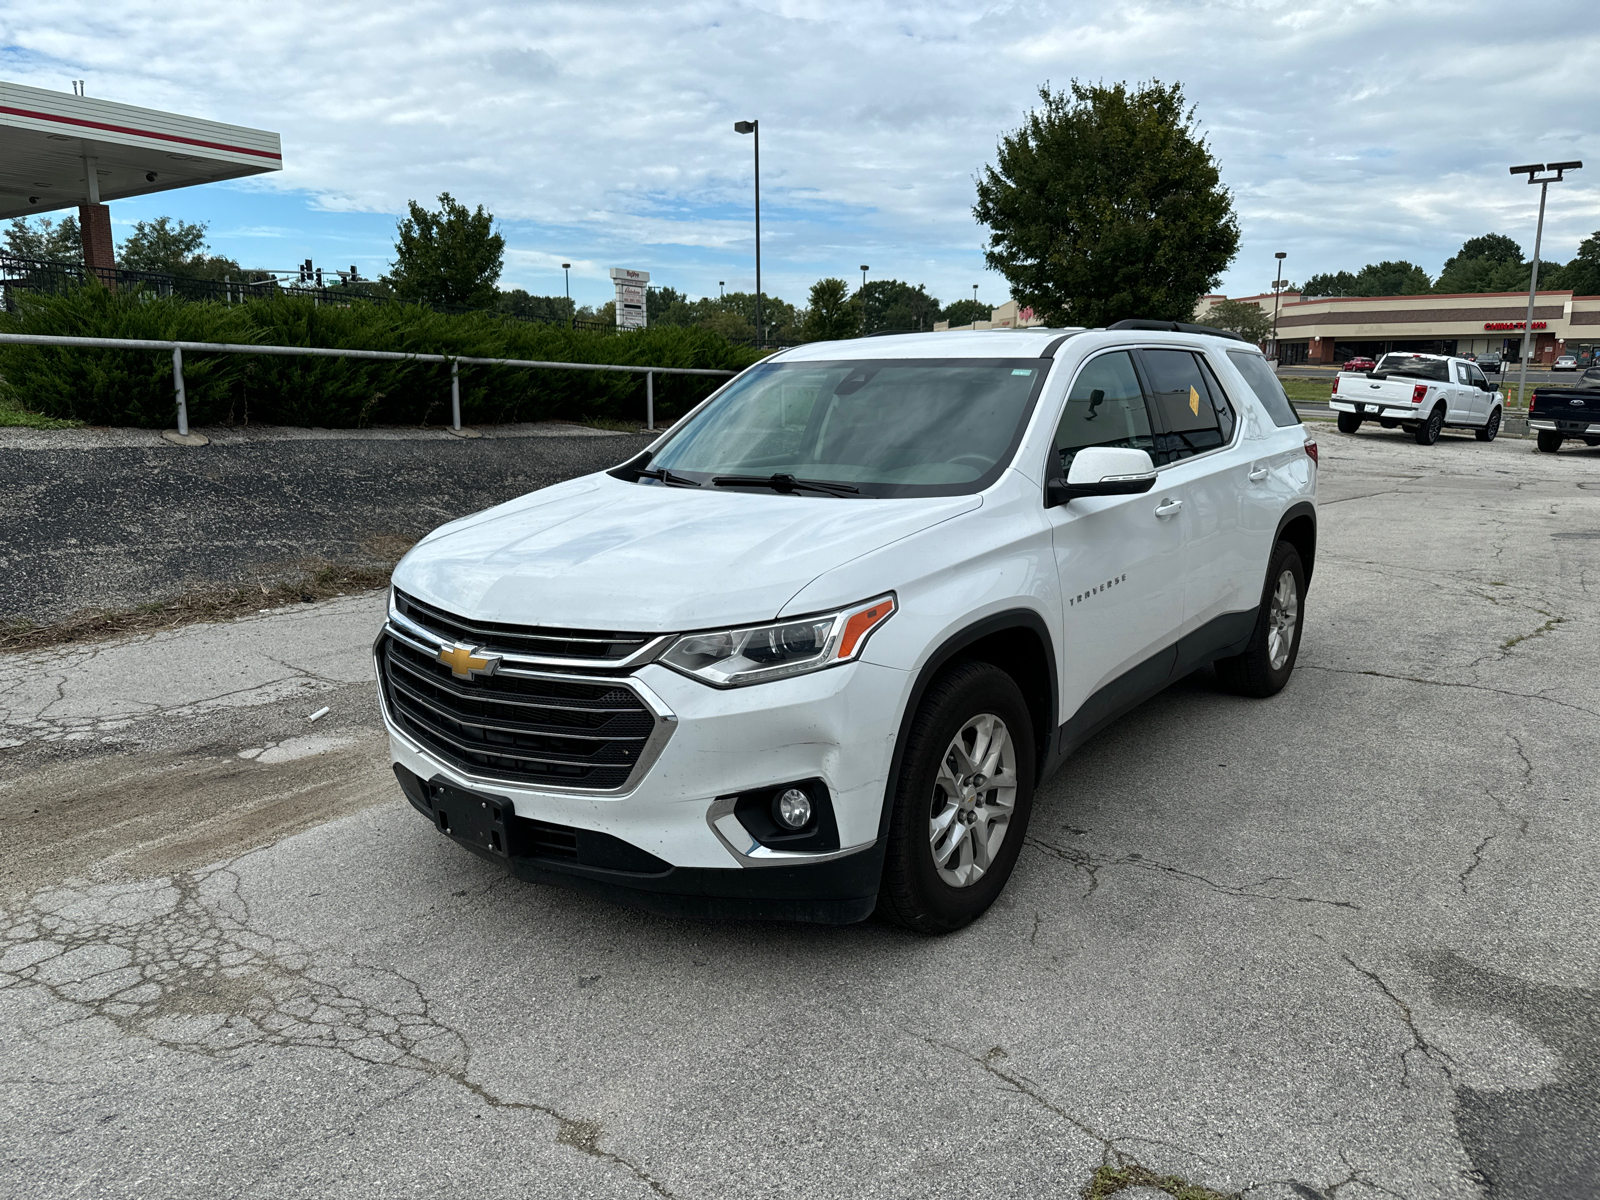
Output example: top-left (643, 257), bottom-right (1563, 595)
top-left (1342, 356), bottom-right (1376, 372)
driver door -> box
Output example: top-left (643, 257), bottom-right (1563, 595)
top-left (1044, 349), bottom-right (1185, 728)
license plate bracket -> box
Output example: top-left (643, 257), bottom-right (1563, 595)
top-left (431, 780), bottom-right (511, 859)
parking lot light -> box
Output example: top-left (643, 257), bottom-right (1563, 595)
top-left (1508, 160), bottom-right (1582, 407)
top-left (735, 120), bottom-right (762, 346)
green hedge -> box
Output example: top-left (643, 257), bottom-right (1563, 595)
top-left (0, 288), bottom-right (763, 428)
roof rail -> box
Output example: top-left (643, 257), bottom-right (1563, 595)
top-left (1107, 318), bottom-right (1249, 343)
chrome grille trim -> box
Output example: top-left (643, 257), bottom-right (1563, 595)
top-left (374, 621), bottom-right (678, 795)
top-left (391, 591), bottom-right (671, 671)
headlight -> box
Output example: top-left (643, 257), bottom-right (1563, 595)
top-left (660, 595), bottom-right (896, 687)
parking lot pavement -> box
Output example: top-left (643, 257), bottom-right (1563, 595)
top-left (0, 423), bottom-right (651, 626)
top-left (2, 432), bottom-right (1596, 1200)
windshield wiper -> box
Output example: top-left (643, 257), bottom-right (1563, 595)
top-left (634, 466), bottom-right (700, 487)
top-left (711, 473), bottom-right (860, 496)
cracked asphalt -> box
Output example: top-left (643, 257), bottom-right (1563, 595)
top-left (1, 428), bottom-right (1597, 1199)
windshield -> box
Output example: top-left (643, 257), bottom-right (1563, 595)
top-left (642, 358), bottom-right (1049, 497)
top-left (1373, 354), bottom-right (1450, 382)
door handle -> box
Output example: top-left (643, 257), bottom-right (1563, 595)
top-left (1248, 466), bottom-right (1269, 482)
top-left (1153, 498), bottom-right (1182, 518)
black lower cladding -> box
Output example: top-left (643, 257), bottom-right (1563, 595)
top-left (393, 765), bottom-right (881, 923)
top-left (729, 777), bottom-right (841, 852)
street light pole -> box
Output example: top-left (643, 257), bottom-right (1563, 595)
top-left (719, 281), bottom-right (725, 300)
top-left (1271, 251), bottom-right (1286, 357)
top-left (561, 263), bottom-right (571, 327)
top-left (1509, 160), bottom-right (1581, 408)
top-left (734, 120), bottom-right (761, 346)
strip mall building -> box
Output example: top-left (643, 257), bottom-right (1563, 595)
top-left (1195, 290), bottom-right (1600, 366)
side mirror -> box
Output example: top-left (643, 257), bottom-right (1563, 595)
top-left (1047, 446), bottom-right (1158, 507)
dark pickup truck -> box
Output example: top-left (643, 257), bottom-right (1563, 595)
top-left (1531, 366), bottom-right (1600, 452)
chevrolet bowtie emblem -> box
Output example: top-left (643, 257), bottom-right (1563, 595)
top-left (437, 643), bottom-right (500, 680)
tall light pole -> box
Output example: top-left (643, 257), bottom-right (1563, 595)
top-left (860, 265), bottom-right (869, 293)
top-left (719, 281), bottom-right (725, 300)
top-left (1509, 160), bottom-right (1582, 407)
top-left (1270, 251), bottom-right (1287, 357)
top-left (734, 120), bottom-right (761, 346)
top-left (972, 283), bottom-right (979, 308)
top-left (561, 263), bottom-right (572, 327)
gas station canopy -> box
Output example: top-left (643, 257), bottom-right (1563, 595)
top-left (0, 80), bottom-right (281, 220)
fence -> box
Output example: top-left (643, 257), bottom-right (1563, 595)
top-left (0, 332), bottom-right (737, 436)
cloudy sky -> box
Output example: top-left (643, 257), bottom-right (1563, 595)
top-left (5, 1), bottom-right (1599, 309)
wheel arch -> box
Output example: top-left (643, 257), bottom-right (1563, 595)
top-left (877, 609), bottom-right (1057, 840)
top-left (1275, 501), bottom-right (1317, 585)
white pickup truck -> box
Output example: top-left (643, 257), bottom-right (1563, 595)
top-left (1330, 352), bottom-right (1502, 444)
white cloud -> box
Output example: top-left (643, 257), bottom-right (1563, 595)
top-left (3, 0), bottom-right (1598, 303)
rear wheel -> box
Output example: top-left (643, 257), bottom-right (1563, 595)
top-left (1537, 430), bottom-right (1564, 453)
top-left (1414, 404), bottom-right (1446, 445)
top-left (1476, 407), bottom-right (1501, 442)
top-left (1214, 541), bottom-right (1305, 699)
top-left (1336, 412), bottom-right (1362, 434)
top-left (878, 661), bottom-right (1036, 935)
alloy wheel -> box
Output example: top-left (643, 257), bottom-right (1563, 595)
top-left (929, 713), bottom-right (1018, 888)
top-left (1267, 568), bottom-right (1299, 671)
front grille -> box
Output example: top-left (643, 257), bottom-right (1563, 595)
top-left (394, 590), bottom-right (655, 663)
top-left (380, 636), bottom-right (657, 790)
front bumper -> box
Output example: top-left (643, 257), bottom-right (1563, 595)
top-left (375, 626), bottom-right (912, 922)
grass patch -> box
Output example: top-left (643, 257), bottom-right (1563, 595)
top-left (1084, 1162), bottom-right (1237, 1200)
top-left (580, 416), bottom-right (648, 433)
top-left (0, 390), bottom-right (83, 429)
top-left (0, 557), bottom-right (404, 654)
top-left (1280, 376), bottom-right (1334, 404)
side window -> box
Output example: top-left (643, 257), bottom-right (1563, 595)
top-left (1225, 349), bottom-right (1302, 428)
top-left (1140, 349), bottom-right (1225, 463)
top-left (1454, 363), bottom-right (1471, 385)
top-left (1052, 351), bottom-right (1154, 475)
top-left (1197, 356), bottom-right (1236, 442)
top-left (1468, 365), bottom-right (1488, 389)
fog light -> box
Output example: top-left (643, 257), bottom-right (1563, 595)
top-left (775, 788), bottom-right (813, 830)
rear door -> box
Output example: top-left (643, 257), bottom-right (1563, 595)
top-left (1044, 348), bottom-right (1185, 720)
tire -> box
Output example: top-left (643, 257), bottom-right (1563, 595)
top-left (1214, 541), bottom-right (1306, 699)
top-left (878, 661), bottom-right (1036, 935)
top-left (1585, 438), bottom-right (1600, 448)
top-left (1537, 430), bottom-right (1563, 453)
top-left (1414, 404), bottom-right (1446, 445)
top-left (1336, 412), bottom-right (1362, 434)
top-left (1475, 407), bottom-right (1501, 442)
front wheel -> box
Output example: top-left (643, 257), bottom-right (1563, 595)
top-left (1414, 404), bottom-right (1446, 445)
top-left (1476, 407), bottom-right (1501, 442)
top-left (1537, 430), bottom-right (1563, 453)
top-left (1336, 411), bottom-right (1362, 434)
top-left (1214, 541), bottom-right (1306, 699)
top-left (878, 661), bottom-right (1036, 935)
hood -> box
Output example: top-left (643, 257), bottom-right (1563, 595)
top-left (393, 473), bottom-right (980, 632)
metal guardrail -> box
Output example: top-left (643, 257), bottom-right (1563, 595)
top-left (0, 332), bottom-right (738, 435)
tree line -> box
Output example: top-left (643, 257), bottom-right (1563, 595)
top-left (1291, 231), bottom-right (1600, 300)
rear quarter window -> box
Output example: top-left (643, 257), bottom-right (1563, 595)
top-left (1226, 350), bottom-right (1302, 428)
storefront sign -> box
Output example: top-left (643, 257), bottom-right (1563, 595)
top-left (610, 267), bottom-right (650, 330)
top-left (1484, 321), bottom-right (1547, 330)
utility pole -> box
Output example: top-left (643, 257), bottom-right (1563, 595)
top-left (734, 120), bottom-right (761, 346)
top-left (1509, 160), bottom-right (1582, 407)
top-left (1270, 252), bottom-right (1286, 358)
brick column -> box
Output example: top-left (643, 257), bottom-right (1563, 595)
top-left (79, 203), bottom-right (116, 290)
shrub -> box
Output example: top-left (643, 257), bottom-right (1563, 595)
top-left (0, 288), bottom-right (763, 428)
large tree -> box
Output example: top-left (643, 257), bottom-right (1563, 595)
top-left (801, 278), bottom-right (862, 341)
top-left (1204, 298), bottom-right (1272, 342)
top-left (5, 215), bottom-right (81, 261)
top-left (858, 279), bottom-right (940, 333)
top-left (973, 80), bottom-right (1239, 327)
top-left (389, 192), bottom-right (504, 308)
top-left (1352, 260), bottom-right (1432, 296)
top-left (1563, 231), bottom-right (1600, 296)
top-left (938, 298), bottom-right (989, 327)
top-left (117, 216), bottom-right (241, 280)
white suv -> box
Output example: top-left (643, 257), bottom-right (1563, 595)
top-left (377, 321), bottom-right (1318, 933)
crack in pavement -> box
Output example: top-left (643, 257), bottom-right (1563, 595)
top-left (1299, 664), bottom-right (1600, 719)
top-left (1340, 955), bottom-right (1458, 1091)
top-left (1024, 836), bottom-right (1360, 910)
top-left (0, 867), bottom-right (674, 1197)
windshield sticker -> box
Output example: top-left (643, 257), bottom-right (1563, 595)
top-left (1012, 369), bottom-right (1033, 376)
